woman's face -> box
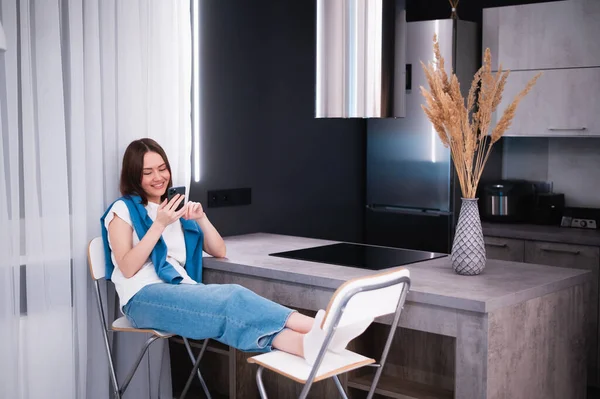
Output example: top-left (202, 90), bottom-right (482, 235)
top-left (141, 151), bottom-right (170, 202)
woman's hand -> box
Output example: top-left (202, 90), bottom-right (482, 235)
top-left (155, 194), bottom-right (186, 228)
top-left (183, 201), bottom-right (206, 221)
top-left (181, 201), bottom-right (225, 257)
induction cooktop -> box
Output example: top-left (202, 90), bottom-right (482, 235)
top-left (269, 243), bottom-right (447, 271)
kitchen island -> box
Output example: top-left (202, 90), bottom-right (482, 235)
top-left (197, 233), bottom-right (590, 399)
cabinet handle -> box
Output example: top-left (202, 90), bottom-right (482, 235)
top-left (486, 243), bottom-right (507, 248)
top-left (547, 127), bottom-right (587, 131)
top-left (541, 247), bottom-right (580, 255)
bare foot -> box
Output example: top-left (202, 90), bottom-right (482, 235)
top-left (285, 311), bottom-right (315, 334)
top-left (272, 329), bottom-right (304, 357)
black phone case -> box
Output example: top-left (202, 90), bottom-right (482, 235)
top-left (168, 187), bottom-right (186, 212)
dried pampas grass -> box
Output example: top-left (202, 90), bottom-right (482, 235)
top-left (420, 35), bottom-right (541, 198)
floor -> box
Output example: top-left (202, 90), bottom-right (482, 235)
top-left (174, 375), bottom-right (600, 398)
top-left (175, 388), bottom-right (600, 399)
top-left (173, 391), bottom-right (225, 399)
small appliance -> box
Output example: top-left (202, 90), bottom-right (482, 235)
top-left (532, 193), bottom-right (565, 225)
top-left (479, 180), bottom-right (536, 222)
top-left (560, 207), bottom-right (600, 230)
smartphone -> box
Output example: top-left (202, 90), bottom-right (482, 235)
top-left (167, 186), bottom-right (186, 211)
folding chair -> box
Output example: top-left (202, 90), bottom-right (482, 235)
top-left (247, 267), bottom-right (411, 399)
top-left (88, 237), bottom-right (212, 399)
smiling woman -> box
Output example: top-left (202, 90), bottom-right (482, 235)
top-left (101, 138), bottom-right (333, 365)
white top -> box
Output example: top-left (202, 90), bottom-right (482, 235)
top-left (104, 200), bottom-right (197, 311)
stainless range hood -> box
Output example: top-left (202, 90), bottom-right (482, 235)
top-left (315, 0), bottom-right (407, 118)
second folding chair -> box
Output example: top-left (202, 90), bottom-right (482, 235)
top-left (247, 267), bottom-right (411, 399)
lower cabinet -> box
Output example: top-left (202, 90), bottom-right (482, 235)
top-left (524, 241), bottom-right (600, 271)
top-left (485, 235), bottom-right (600, 386)
top-left (484, 236), bottom-right (525, 262)
top-left (524, 241), bottom-right (599, 386)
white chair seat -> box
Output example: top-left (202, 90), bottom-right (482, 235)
top-left (111, 316), bottom-right (173, 338)
top-left (248, 349), bottom-right (375, 384)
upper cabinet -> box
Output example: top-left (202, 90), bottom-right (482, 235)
top-left (484, 0), bottom-right (600, 137)
top-left (496, 67), bottom-right (600, 137)
top-left (483, 0), bottom-right (600, 71)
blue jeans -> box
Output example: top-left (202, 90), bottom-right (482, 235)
top-left (122, 282), bottom-right (294, 352)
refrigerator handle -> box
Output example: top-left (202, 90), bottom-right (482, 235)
top-left (366, 204), bottom-right (451, 217)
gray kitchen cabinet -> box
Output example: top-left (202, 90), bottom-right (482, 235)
top-left (495, 68), bottom-right (600, 137)
top-left (484, 236), bottom-right (525, 262)
top-left (524, 240), bottom-right (599, 385)
top-left (524, 241), bottom-right (600, 271)
top-left (483, 0), bottom-right (600, 71)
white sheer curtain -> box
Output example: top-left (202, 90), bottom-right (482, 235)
top-left (0, 1), bottom-right (192, 398)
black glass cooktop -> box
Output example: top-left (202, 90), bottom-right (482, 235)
top-left (269, 243), bottom-right (447, 270)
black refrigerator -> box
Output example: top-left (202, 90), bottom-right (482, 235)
top-left (365, 18), bottom-right (478, 254)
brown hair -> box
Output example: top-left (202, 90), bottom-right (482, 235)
top-left (120, 138), bottom-right (173, 204)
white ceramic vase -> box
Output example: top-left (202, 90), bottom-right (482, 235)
top-left (451, 198), bottom-right (487, 275)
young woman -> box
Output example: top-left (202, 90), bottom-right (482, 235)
top-left (101, 138), bottom-right (326, 364)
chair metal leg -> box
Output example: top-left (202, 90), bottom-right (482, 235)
top-left (333, 375), bottom-right (349, 399)
top-left (298, 323), bottom-right (339, 399)
top-left (119, 335), bottom-right (162, 395)
top-left (101, 328), bottom-right (121, 399)
top-left (180, 338), bottom-right (211, 399)
top-left (183, 338), bottom-right (211, 398)
top-left (366, 286), bottom-right (409, 399)
top-left (256, 366), bottom-right (268, 399)
top-left (94, 282), bottom-right (121, 399)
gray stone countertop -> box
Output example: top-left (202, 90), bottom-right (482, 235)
top-left (203, 233), bottom-right (590, 314)
top-left (482, 221), bottom-right (600, 246)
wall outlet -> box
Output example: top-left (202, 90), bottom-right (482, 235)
top-left (207, 188), bottom-right (251, 208)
